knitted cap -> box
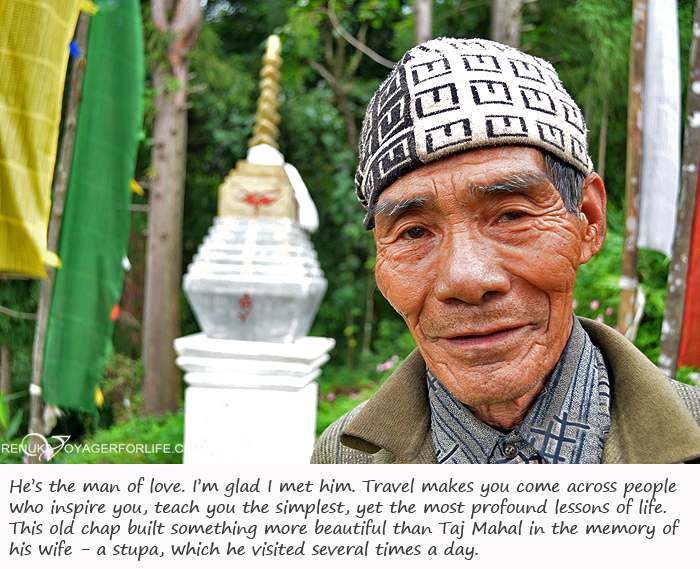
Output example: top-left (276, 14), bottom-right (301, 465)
top-left (356, 38), bottom-right (593, 229)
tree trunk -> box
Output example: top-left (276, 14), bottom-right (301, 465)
top-left (415, 0), bottom-right (432, 45)
top-left (142, 0), bottom-right (200, 415)
top-left (491, 0), bottom-right (523, 47)
top-left (142, 69), bottom-right (187, 415)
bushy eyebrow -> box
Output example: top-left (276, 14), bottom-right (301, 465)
top-left (373, 194), bottom-right (436, 224)
top-left (465, 172), bottom-right (551, 197)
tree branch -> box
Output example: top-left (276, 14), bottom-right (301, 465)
top-left (306, 57), bottom-right (337, 88)
top-left (347, 22), bottom-right (368, 80)
top-left (325, 0), bottom-right (394, 69)
top-left (151, 0), bottom-right (169, 32)
top-left (172, 0), bottom-right (202, 53)
top-left (305, 56), bottom-right (359, 156)
top-left (0, 305), bottom-right (37, 320)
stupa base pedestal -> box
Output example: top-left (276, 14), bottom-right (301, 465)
top-left (182, 382), bottom-right (318, 464)
top-left (174, 333), bottom-right (334, 464)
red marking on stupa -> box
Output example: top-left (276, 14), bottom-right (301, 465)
top-left (241, 190), bottom-right (281, 214)
top-left (238, 294), bottom-right (253, 322)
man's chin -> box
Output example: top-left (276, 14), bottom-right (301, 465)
top-left (422, 348), bottom-right (554, 408)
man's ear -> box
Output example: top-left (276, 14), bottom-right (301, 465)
top-left (578, 172), bottom-right (607, 265)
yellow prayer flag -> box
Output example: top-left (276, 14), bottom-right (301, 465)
top-left (0, 0), bottom-right (82, 277)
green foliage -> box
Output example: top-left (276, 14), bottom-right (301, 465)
top-left (676, 367), bottom-right (700, 386)
top-left (0, 279), bottom-right (39, 347)
top-left (99, 352), bottom-right (145, 425)
top-left (285, 7), bottom-right (322, 59)
top-left (0, 391), bottom-right (27, 464)
top-left (0, 279), bottom-right (39, 437)
top-left (573, 206), bottom-right (671, 365)
top-left (0, 391), bottom-right (24, 439)
top-left (371, 317), bottom-right (416, 361)
top-left (58, 413), bottom-right (184, 464)
top-left (573, 208), bottom-right (623, 327)
top-left (5, 350), bottom-right (184, 464)
top-left (203, 0), bottom-right (296, 63)
top-left (523, 0), bottom-right (696, 208)
top-left (428, 0), bottom-right (492, 48)
top-left (316, 384), bottom-right (378, 435)
top-left (634, 250), bottom-right (671, 364)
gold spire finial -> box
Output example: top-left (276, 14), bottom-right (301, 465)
top-left (249, 35), bottom-right (283, 149)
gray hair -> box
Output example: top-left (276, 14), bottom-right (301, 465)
top-left (543, 150), bottom-right (585, 214)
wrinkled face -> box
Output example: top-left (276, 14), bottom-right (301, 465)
top-left (373, 146), bottom-right (605, 407)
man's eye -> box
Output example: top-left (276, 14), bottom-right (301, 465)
top-left (401, 227), bottom-right (426, 239)
top-left (499, 211), bottom-right (526, 221)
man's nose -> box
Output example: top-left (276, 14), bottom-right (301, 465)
top-left (433, 231), bottom-right (510, 305)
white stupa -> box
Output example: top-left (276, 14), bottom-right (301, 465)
top-left (175, 36), bottom-right (333, 464)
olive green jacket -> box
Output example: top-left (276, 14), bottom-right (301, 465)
top-left (312, 318), bottom-right (700, 464)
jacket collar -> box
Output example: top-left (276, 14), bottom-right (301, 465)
top-left (341, 317), bottom-right (700, 464)
top-left (580, 318), bottom-right (700, 463)
top-left (340, 349), bottom-right (435, 463)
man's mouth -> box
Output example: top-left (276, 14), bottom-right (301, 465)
top-left (439, 326), bottom-right (523, 346)
top-left (447, 326), bottom-right (519, 339)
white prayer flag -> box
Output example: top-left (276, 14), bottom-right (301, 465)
top-left (638, 0), bottom-right (682, 257)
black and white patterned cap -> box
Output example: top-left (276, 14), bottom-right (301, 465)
top-left (356, 37), bottom-right (593, 229)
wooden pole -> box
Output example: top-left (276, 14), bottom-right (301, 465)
top-left (617, 0), bottom-right (646, 337)
top-left (28, 14), bottom-right (91, 461)
top-left (597, 97), bottom-right (609, 185)
top-left (658, 0), bottom-right (700, 377)
top-left (1, 345), bottom-right (11, 413)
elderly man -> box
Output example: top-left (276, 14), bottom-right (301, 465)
top-left (312, 38), bottom-right (700, 464)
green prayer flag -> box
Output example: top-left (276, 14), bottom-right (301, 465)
top-left (42, 0), bottom-right (144, 413)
